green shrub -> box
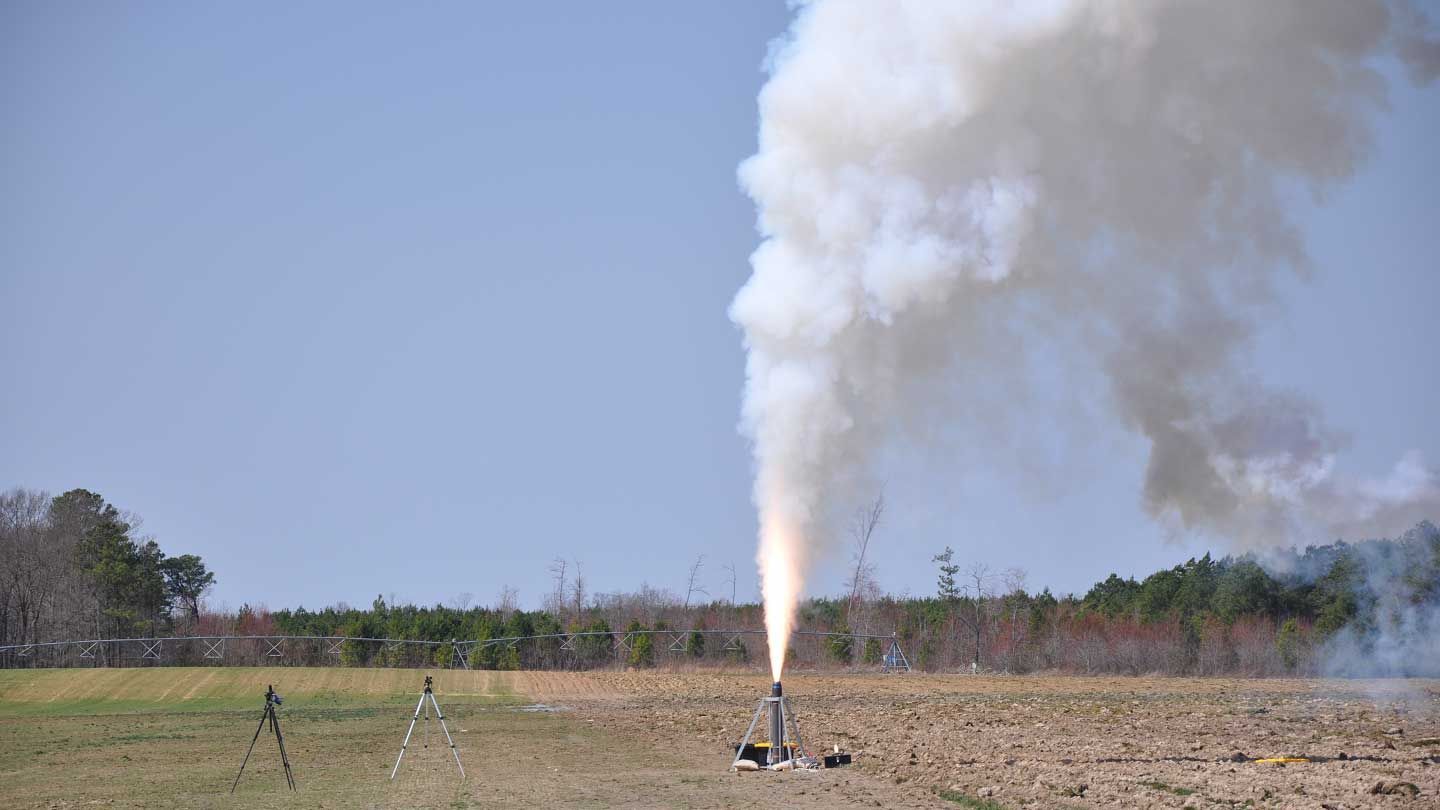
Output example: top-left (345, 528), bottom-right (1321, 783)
top-left (1276, 618), bottom-right (1303, 671)
top-left (725, 639), bottom-right (749, 663)
top-left (432, 643), bottom-right (453, 668)
top-left (627, 621), bottom-right (654, 668)
top-left (828, 626), bottom-right (854, 663)
top-left (498, 644), bottom-right (521, 671)
top-left (470, 639), bottom-right (500, 670)
top-left (862, 637), bottom-right (883, 665)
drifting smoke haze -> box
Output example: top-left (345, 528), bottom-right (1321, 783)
top-left (1271, 521), bottom-right (1440, 678)
top-left (732, 0), bottom-right (1440, 677)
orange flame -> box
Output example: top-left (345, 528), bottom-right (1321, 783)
top-left (758, 514), bottom-right (800, 681)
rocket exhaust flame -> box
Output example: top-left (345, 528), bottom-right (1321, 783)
top-left (734, 0), bottom-right (1440, 675)
top-left (759, 516), bottom-right (799, 680)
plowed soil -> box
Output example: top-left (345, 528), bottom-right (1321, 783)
top-left (570, 671), bottom-right (1440, 808)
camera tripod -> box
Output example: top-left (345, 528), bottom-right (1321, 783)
top-left (231, 684), bottom-right (296, 792)
top-left (391, 675), bottom-right (465, 780)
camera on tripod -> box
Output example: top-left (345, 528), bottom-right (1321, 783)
top-left (234, 684), bottom-right (295, 792)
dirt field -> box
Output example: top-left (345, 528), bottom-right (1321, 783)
top-left (1, 668), bottom-right (1437, 809)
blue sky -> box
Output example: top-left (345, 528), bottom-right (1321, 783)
top-left (4, 2), bottom-right (1437, 611)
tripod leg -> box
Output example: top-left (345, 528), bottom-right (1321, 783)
top-left (390, 691), bottom-right (428, 780)
top-left (731, 699), bottom-right (765, 769)
top-left (271, 707), bottom-right (296, 791)
top-left (784, 697), bottom-right (808, 760)
top-left (776, 700), bottom-right (787, 765)
top-left (231, 705), bottom-right (271, 793)
top-left (429, 692), bottom-right (465, 779)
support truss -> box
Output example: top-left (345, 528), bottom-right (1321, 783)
top-left (203, 639), bottom-right (224, 660)
top-left (882, 634), bottom-right (911, 673)
top-left (141, 640), bottom-right (162, 660)
top-left (451, 641), bottom-right (473, 669)
top-left (77, 641), bottom-right (98, 659)
top-left (667, 632), bottom-right (688, 653)
top-left (265, 640), bottom-right (284, 658)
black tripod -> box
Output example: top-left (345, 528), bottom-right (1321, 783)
top-left (231, 684), bottom-right (296, 793)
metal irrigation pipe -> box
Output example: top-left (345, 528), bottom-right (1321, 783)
top-left (0, 628), bottom-right (901, 654)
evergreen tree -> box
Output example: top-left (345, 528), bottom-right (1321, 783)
top-left (626, 620), bottom-right (654, 668)
top-left (861, 637), bottom-right (883, 665)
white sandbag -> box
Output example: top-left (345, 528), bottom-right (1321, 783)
top-left (733, 759), bottom-right (760, 772)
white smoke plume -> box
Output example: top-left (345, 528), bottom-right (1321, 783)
top-left (731, 0), bottom-right (1440, 676)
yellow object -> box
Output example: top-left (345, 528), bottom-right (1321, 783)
top-left (1253, 757), bottom-right (1309, 764)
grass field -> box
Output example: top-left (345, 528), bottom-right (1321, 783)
top-left (0, 668), bottom-right (526, 808)
top-left (2, 668), bottom-right (1437, 808)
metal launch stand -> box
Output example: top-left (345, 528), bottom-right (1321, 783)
top-left (231, 685), bottom-right (296, 793)
top-left (732, 681), bottom-right (812, 769)
top-left (390, 675), bottom-right (465, 781)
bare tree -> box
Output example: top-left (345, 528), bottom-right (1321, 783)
top-left (952, 561), bottom-right (994, 670)
top-left (618, 582), bottom-right (679, 627)
top-left (0, 488), bottom-right (56, 646)
top-left (722, 562), bottom-right (737, 606)
top-left (547, 557), bottom-right (568, 615)
top-left (683, 554), bottom-right (708, 611)
top-left (845, 490), bottom-right (884, 628)
top-left (1001, 567), bottom-right (1028, 666)
top-left (570, 559), bottom-right (586, 624)
top-left (1002, 567), bottom-right (1027, 595)
top-left (495, 585), bottom-right (519, 617)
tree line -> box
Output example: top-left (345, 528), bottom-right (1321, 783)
top-left (0, 488), bottom-right (215, 647)
top-left (227, 520), bottom-right (1434, 677)
top-left (900, 519), bottom-right (1438, 676)
top-left (5, 484), bottom-right (1434, 677)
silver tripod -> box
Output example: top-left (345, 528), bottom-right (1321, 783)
top-left (390, 675), bottom-right (465, 780)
